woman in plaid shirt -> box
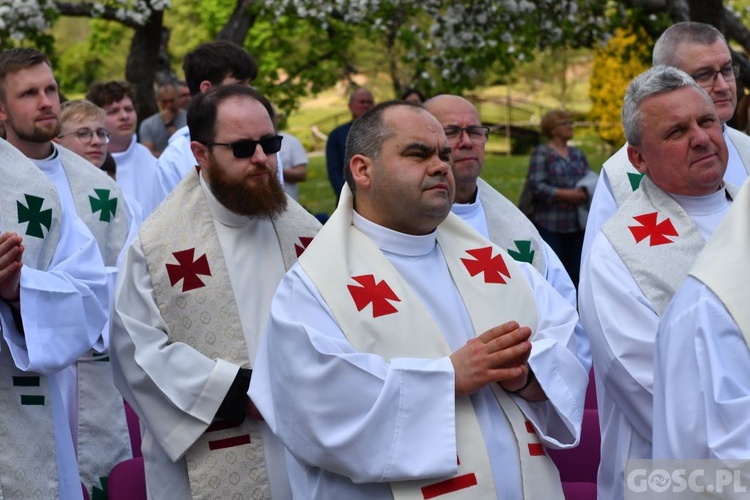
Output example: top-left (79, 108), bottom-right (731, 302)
top-left (527, 110), bottom-right (591, 287)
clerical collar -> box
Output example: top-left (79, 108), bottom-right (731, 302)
top-left (352, 210), bottom-right (436, 257)
top-left (31, 144), bottom-right (61, 175)
top-left (671, 184), bottom-right (729, 216)
top-left (451, 186), bottom-right (481, 218)
top-left (199, 172), bottom-right (252, 228)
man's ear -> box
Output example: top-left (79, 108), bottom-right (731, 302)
top-left (198, 81), bottom-right (212, 94)
top-left (349, 154), bottom-right (373, 190)
top-left (190, 141), bottom-right (209, 168)
top-left (0, 101), bottom-right (8, 123)
top-left (627, 144), bottom-right (648, 174)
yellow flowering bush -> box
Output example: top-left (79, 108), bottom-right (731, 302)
top-left (589, 26), bottom-right (652, 147)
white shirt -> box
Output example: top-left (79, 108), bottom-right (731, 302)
top-left (250, 212), bottom-right (587, 499)
top-left (279, 131), bottom-right (308, 202)
top-left (579, 187), bottom-right (731, 500)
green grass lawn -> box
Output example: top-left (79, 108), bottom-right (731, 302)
top-left (297, 136), bottom-right (612, 218)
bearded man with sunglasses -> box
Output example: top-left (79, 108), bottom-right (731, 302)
top-left (110, 84), bottom-right (321, 499)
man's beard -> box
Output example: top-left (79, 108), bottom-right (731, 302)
top-left (207, 157), bottom-right (288, 219)
top-left (10, 117), bottom-right (61, 144)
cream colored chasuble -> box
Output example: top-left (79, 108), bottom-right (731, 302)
top-left (140, 170), bottom-right (320, 499)
top-left (299, 185), bottom-right (563, 499)
top-left (690, 181), bottom-right (750, 343)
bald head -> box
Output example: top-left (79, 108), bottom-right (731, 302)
top-left (425, 95), bottom-right (485, 203)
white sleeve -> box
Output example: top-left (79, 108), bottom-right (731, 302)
top-left (1, 206), bottom-right (108, 373)
top-left (109, 238), bottom-right (240, 461)
top-left (653, 277), bottom-right (750, 459)
top-left (515, 262), bottom-right (588, 448)
top-left (542, 242), bottom-right (591, 373)
top-left (581, 169), bottom-right (616, 261)
top-left (579, 234), bottom-right (658, 441)
top-left (249, 265), bottom-right (460, 483)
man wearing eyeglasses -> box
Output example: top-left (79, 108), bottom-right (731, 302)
top-left (579, 65), bottom-right (739, 500)
top-left (0, 47), bottom-right (112, 499)
top-left (110, 84), bottom-right (321, 499)
top-left (425, 94), bottom-right (591, 373)
top-left (583, 21), bottom-right (750, 260)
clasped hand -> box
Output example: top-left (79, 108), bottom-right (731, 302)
top-left (451, 321), bottom-right (532, 397)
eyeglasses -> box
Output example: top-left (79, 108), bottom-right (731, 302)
top-left (443, 126), bottom-right (490, 144)
top-left (206, 135), bottom-right (284, 158)
top-left (691, 63), bottom-right (740, 89)
top-left (58, 128), bottom-right (111, 144)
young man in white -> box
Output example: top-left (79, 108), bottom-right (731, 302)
top-left (87, 80), bottom-right (161, 216)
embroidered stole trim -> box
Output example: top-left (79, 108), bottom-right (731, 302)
top-left (602, 177), bottom-right (738, 316)
top-left (602, 145), bottom-right (641, 208)
top-left (56, 145), bottom-right (133, 493)
top-left (58, 144), bottom-right (129, 267)
top-left (725, 126), bottom-right (750, 176)
top-left (0, 139), bottom-right (61, 497)
top-left (299, 184), bottom-right (563, 499)
top-left (690, 181), bottom-right (750, 343)
top-left (140, 171), bottom-right (320, 499)
top-left (477, 178), bottom-right (547, 276)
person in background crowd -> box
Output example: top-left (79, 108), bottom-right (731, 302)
top-left (526, 109), bottom-right (591, 287)
top-left (325, 87), bottom-right (374, 199)
top-left (139, 81), bottom-right (187, 158)
top-left (87, 80), bottom-right (161, 216)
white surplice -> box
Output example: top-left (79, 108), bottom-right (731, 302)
top-left (111, 135), bottom-right (161, 217)
top-left (653, 277), bottom-right (750, 459)
top-left (581, 126), bottom-right (750, 260)
top-left (110, 175), bottom-right (293, 499)
top-left (451, 184), bottom-right (591, 372)
top-left (579, 187), bottom-right (731, 500)
top-left (250, 211), bottom-right (586, 500)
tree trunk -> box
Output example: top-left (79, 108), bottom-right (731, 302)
top-left (687, 0), bottom-right (725, 32)
top-left (125, 8), bottom-right (163, 126)
top-left (217, 0), bottom-right (256, 46)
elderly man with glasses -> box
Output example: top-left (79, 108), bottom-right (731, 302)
top-left (110, 84), bottom-right (321, 499)
top-left (425, 94), bottom-right (591, 373)
top-left (582, 21), bottom-right (750, 259)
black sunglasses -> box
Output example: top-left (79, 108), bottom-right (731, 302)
top-left (206, 135), bottom-right (283, 158)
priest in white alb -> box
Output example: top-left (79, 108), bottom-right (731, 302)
top-left (579, 65), bottom-right (738, 500)
top-left (110, 85), bottom-right (321, 499)
top-left (582, 22), bottom-right (750, 259)
top-left (250, 101), bottom-right (587, 499)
